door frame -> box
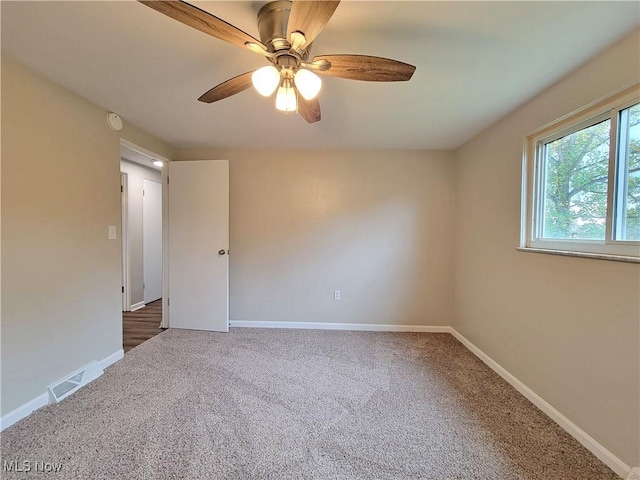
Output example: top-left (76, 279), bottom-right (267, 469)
top-left (121, 172), bottom-right (130, 311)
top-left (120, 139), bottom-right (170, 328)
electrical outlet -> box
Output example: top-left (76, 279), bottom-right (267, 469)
top-left (334, 290), bottom-right (341, 301)
top-left (108, 226), bottom-right (117, 240)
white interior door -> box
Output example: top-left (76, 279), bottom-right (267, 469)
top-left (168, 160), bottom-right (229, 332)
top-left (143, 179), bottom-right (163, 303)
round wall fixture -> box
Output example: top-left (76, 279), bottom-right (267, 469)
top-left (107, 112), bottom-right (123, 131)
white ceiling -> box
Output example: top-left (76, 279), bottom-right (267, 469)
top-left (2, 1), bottom-right (638, 150)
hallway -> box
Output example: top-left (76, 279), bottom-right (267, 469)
top-left (123, 300), bottom-right (163, 352)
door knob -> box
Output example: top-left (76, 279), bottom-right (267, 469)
top-left (218, 249), bottom-right (227, 256)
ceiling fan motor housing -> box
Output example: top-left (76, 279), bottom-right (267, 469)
top-left (257, 1), bottom-right (291, 46)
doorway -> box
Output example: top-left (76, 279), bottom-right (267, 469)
top-left (120, 141), bottom-right (168, 351)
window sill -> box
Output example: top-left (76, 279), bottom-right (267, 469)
top-left (517, 247), bottom-right (639, 264)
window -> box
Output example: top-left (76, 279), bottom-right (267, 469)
top-left (522, 84), bottom-right (640, 261)
top-left (615, 102), bottom-right (640, 242)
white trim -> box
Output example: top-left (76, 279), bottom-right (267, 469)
top-left (0, 393), bottom-right (48, 432)
top-left (120, 139), bottom-right (170, 164)
top-left (525, 82), bottom-right (640, 142)
top-left (161, 155), bottom-right (170, 329)
top-left (99, 349), bottom-right (124, 369)
top-left (0, 349), bottom-right (124, 432)
top-left (517, 246), bottom-right (639, 263)
top-left (120, 172), bottom-right (130, 311)
top-left (230, 320), bottom-right (450, 333)
top-left (450, 328), bottom-right (632, 479)
top-left (130, 301), bottom-right (145, 312)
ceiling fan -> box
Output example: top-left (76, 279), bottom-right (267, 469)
top-left (139, 0), bottom-right (416, 123)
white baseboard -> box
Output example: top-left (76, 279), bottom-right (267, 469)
top-left (0, 348), bottom-right (125, 432)
top-left (0, 393), bottom-right (48, 432)
top-left (627, 467), bottom-right (640, 480)
top-left (450, 328), bottom-right (632, 479)
top-left (130, 301), bottom-right (145, 312)
top-left (100, 349), bottom-right (124, 369)
top-left (230, 320), bottom-right (451, 333)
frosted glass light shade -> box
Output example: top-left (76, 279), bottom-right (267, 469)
top-left (252, 66), bottom-right (280, 97)
top-left (294, 69), bottom-right (322, 100)
top-left (275, 80), bottom-right (297, 112)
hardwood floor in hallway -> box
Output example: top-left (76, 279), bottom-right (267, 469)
top-left (123, 299), bottom-right (164, 352)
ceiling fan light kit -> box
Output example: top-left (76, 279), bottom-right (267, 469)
top-left (275, 77), bottom-right (297, 112)
top-left (252, 66), bottom-right (280, 97)
top-left (139, 0), bottom-right (416, 123)
top-left (294, 69), bottom-right (322, 100)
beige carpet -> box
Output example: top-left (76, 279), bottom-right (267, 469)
top-left (0, 329), bottom-right (619, 479)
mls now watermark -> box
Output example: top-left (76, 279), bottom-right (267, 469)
top-left (3, 460), bottom-right (63, 473)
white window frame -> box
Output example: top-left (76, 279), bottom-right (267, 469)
top-left (521, 83), bottom-right (640, 262)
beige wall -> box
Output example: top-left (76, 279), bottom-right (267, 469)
top-left (453, 29), bottom-right (640, 467)
top-left (0, 55), bottom-right (175, 415)
top-left (120, 160), bottom-right (162, 307)
top-left (178, 148), bottom-right (455, 327)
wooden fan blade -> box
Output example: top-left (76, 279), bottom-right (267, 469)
top-left (298, 96), bottom-right (321, 124)
top-left (287, 1), bottom-right (340, 48)
top-left (139, 1), bottom-right (265, 51)
top-left (312, 55), bottom-right (416, 82)
top-left (198, 71), bottom-right (255, 103)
